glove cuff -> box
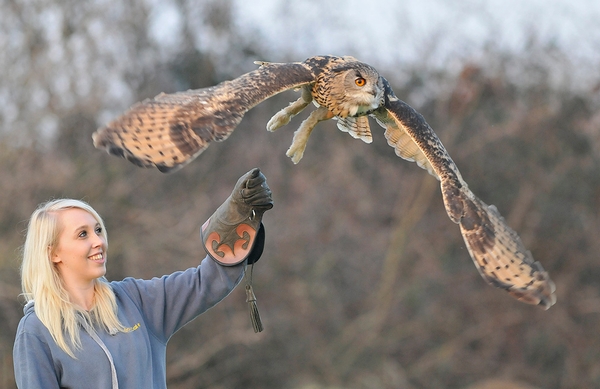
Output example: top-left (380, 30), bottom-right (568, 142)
top-left (247, 223), bottom-right (265, 265)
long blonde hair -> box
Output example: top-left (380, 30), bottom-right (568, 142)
top-left (21, 199), bottom-right (124, 357)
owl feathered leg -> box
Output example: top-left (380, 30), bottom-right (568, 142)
top-left (267, 86), bottom-right (313, 132)
top-left (286, 106), bottom-right (334, 164)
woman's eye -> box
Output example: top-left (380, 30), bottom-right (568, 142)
top-left (95, 227), bottom-right (102, 235)
top-left (355, 77), bottom-right (366, 87)
top-left (78, 231), bottom-right (87, 238)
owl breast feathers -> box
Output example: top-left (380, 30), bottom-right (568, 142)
top-left (93, 55), bottom-right (556, 309)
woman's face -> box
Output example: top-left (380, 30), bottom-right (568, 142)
top-left (51, 208), bottom-right (107, 287)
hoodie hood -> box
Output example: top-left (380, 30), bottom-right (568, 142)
top-left (23, 300), bottom-right (34, 315)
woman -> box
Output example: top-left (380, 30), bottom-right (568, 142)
top-left (13, 168), bottom-right (273, 389)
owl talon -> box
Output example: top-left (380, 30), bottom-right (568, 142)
top-left (266, 111), bottom-right (292, 132)
top-left (267, 92), bottom-right (313, 132)
top-left (286, 142), bottom-right (306, 164)
top-left (284, 106), bottom-right (332, 164)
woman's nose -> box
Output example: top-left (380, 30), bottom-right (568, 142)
top-left (92, 234), bottom-right (105, 248)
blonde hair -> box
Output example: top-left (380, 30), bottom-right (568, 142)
top-left (21, 199), bottom-right (124, 357)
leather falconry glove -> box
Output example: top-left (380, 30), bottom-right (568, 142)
top-left (202, 168), bottom-right (273, 266)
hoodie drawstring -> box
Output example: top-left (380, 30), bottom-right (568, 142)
top-left (78, 316), bottom-right (119, 389)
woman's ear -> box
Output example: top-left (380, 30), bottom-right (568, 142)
top-left (49, 246), bottom-right (60, 264)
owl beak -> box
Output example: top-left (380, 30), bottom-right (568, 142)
top-left (368, 85), bottom-right (384, 108)
top-left (373, 85), bottom-right (385, 104)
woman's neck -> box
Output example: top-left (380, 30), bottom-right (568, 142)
top-left (64, 282), bottom-right (96, 311)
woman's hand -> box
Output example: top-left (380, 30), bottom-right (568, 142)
top-left (233, 168), bottom-right (274, 212)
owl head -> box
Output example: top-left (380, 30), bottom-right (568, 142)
top-left (313, 57), bottom-right (384, 118)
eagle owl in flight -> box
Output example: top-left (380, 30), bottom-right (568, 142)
top-left (93, 55), bottom-right (556, 309)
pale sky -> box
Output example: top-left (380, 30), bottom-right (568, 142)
top-left (3, 0), bottom-right (599, 140)
top-left (232, 0), bottom-right (600, 67)
top-left (147, 0), bottom-right (600, 89)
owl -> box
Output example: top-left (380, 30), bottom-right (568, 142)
top-left (93, 55), bottom-right (556, 309)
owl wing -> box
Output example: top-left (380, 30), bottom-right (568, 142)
top-left (93, 62), bottom-right (316, 173)
top-left (372, 111), bottom-right (437, 177)
top-left (372, 77), bottom-right (556, 309)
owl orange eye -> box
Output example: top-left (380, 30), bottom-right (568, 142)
top-left (355, 77), bottom-right (366, 87)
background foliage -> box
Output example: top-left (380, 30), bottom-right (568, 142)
top-left (2, 1), bottom-right (600, 388)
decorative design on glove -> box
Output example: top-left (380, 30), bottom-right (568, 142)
top-left (201, 220), bottom-right (256, 266)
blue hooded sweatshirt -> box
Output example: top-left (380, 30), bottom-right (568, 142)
top-left (13, 256), bottom-right (245, 389)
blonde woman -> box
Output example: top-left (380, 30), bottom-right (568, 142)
top-left (13, 168), bottom-right (273, 389)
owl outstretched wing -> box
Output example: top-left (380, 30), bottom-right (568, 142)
top-left (93, 61), bottom-right (316, 172)
top-left (371, 77), bottom-right (556, 309)
top-left (94, 55), bottom-right (383, 171)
